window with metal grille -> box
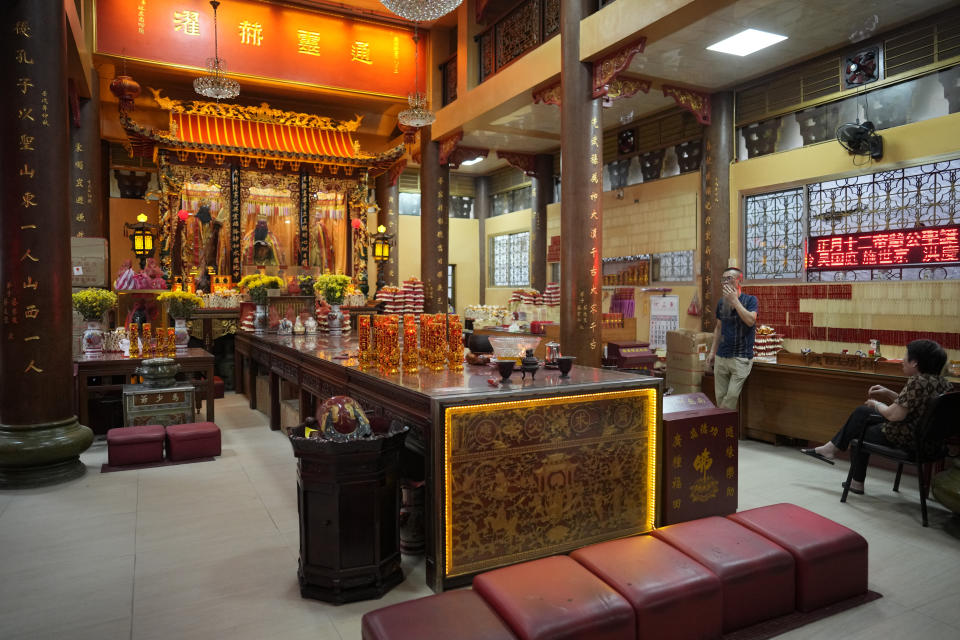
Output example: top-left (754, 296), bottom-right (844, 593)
top-left (744, 158), bottom-right (960, 281)
top-left (744, 188), bottom-right (806, 280)
top-left (492, 186), bottom-right (532, 216)
top-left (491, 231), bottom-right (530, 287)
top-left (450, 196), bottom-right (474, 219)
top-left (652, 250), bottom-right (695, 282)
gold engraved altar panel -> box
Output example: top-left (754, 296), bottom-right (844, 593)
top-left (444, 389), bottom-right (657, 577)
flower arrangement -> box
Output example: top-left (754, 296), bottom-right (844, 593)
top-left (297, 274), bottom-right (316, 297)
top-left (314, 273), bottom-right (352, 305)
top-left (72, 288), bottom-right (118, 320)
top-left (238, 274), bottom-right (284, 305)
top-left (157, 290), bottom-right (204, 319)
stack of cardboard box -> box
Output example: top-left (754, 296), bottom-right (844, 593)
top-left (665, 329), bottom-right (714, 394)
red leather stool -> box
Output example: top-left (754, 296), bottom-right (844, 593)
top-left (107, 425), bottom-right (165, 466)
top-left (361, 590), bottom-right (517, 640)
top-left (571, 535), bottom-right (722, 640)
top-left (472, 555), bottom-right (634, 640)
top-left (728, 503), bottom-right (868, 612)
top-left (165, 422), bottom-right (221, 461)
top-left (213, 376), bottom-right (225, 399)
top-left (653, 516), bottom-right (795, 632)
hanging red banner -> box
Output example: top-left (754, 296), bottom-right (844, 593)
top-left (96, 0), bottom-right (426, 99)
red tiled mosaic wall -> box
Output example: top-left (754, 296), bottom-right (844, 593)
top-left (741, 284), bottom-right (960, 350)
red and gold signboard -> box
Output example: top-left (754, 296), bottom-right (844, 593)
top-left (805, 225), bottom-right (960, 270)
top-left (96, 0), bottom-right (426, 99)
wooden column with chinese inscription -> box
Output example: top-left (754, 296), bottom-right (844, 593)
top-left (560, 0), bottom-right (602, 368)
top-left (375, 171), bottom-right (399, 287)
top-left (475, 175), bottom-right (490, 304)
top-left (69, 70), bottom-right (104, 238)
top-left (701, 92), bottom-right (732, 331)
top-left (0, 0), bottom-right (93, 487)
top-left (420, 127), bottom-right (449, 314)
top-left (531, 154), bottom-right (553, 293)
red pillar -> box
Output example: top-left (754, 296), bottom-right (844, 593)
top-left (0, 0), bottom-right (93, 486)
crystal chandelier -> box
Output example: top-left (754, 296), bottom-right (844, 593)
top-left (397, 29), bottom-right (435, 128)
top-left (193, 1), bottom-right (240, 100)
top-left (379, 0), bottom-right (463, 22)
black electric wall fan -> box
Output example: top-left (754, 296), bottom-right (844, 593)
top-left (836, 120), bottom-right (883, 159)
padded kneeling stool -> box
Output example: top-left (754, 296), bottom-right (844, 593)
top-left (107, 425), bottom-right (165, 466)
top-left (213, 375), bottom-right (225, 399)
top-left (653, 516), bottom-right (795, 632)
top-left (728, 503), bottom-right (868, 612)
top-left (472, 555), bottom-right (635, 640)
top-left (362, 590), bottom-right (518, 640)
top-left (166, 422), bottom-right (221, 461)
top-left (571, 535), bottom-right (723, 640)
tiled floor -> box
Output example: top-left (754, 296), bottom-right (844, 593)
top-left (1, 392), bottom-right (958, 640)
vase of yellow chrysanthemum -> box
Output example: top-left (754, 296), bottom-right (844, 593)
top-left (72, 288), bottom-right (118, 357)
top-left (157, 291), bottom-right (203, 353)
top-left (239, 274), bottom-right (284, 334)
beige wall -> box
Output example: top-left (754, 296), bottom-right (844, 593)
top-left (396, 216), bottom-right (480, 314)
top-left (546, 173), bottom-right (702, 342)
top-left (729, 111), bottom-right (960, 362)
top-left (484, 209), bottom-right (533, 307)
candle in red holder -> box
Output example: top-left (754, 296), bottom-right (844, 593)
top-left (358, 315), bottom-right (372, 367)
top-left (402, 315), bottom-right (419, 373)
top-left (447, 314), bottom-right (463, 371)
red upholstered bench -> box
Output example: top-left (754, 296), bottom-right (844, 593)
top-left (728, 503), bottom-right (868, 612)
top-left (165, 422), bottom-right (221, 461)
top-left (107, 425), bottom-right (165, 466)
top-left (571, 535), bottom-right (723, 640)
top-left (361, 590), bottom-right (517, 640)
top-left (472, 555), bottom-right (635, 640)
top-left (653, 516), bottom-right (795, 632)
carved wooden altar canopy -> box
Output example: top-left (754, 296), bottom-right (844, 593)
top-left (119, 91), bottom-right (407, 284)
top-left (122, 89), bottom-right (405, 176)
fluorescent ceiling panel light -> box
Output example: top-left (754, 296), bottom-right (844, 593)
top-left (460, 157), bottom-right (484, 166)
top-left (706, 28), bottom-right (787, 56)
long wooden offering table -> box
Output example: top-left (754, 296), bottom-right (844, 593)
top-left (235, 332), bottom-right (662, 592)
top-left (740, 358), bottom-right (910, 444)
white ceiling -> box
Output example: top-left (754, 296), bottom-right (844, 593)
top-left (456, 0), bottom-right (957, 160)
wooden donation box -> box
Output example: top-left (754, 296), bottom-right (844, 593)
top-left (605, 342), bottom-right (657, 371)
top-left (123, 384), bottom-right (195, 427)
top-left (660, 392), bottom-right (738, 526)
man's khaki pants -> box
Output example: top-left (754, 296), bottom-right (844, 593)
top-left (714, 356), bottom-right (753, 410)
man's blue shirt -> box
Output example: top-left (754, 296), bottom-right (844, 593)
top-left (716, 293), bottom-right (758, 358)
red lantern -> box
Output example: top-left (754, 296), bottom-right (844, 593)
top-left (177, 210), bottom-right (190, 221)
top-left (351, 217), bottom-right (363, 230)
top-left (109, 74), bottom-right (141, 113)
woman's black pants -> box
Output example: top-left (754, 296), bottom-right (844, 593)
top-left (830, 405), bottom-right (893, 483)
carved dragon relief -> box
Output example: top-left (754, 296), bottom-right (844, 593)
top-left (149, 88), bottom-right (363, 131)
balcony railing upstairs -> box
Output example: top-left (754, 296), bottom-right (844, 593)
top-left (475, 0), bottom-right (560, 83)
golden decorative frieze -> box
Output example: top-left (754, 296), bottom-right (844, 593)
top-left (149, 88), bottom-right (362, 132)
top-left (662, 85), bottom-right (712, 125)
top-left (592, 37), bottom-right (647, 98)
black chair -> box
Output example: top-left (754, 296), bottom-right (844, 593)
top-left (841, 391), bottom-right (960, 526)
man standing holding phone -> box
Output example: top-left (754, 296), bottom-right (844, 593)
top-left (705, 267), bottom-right (758, 410)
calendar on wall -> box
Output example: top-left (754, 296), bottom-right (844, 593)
top-left (649, 295), bottom-right (680, 349)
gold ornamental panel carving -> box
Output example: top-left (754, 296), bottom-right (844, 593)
top-left (443, 389), bottom-right (658, 578)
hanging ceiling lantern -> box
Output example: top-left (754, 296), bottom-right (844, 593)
top-left (397, 29), bottom-right (434, 129)
top-left (109, 74), bottom-right (141, 113)
top-left (194, 1), bottom-right (240, 100)
top-left (379, 0), bottom-right (463, 22)
top-left (397, 91), bottom-right (436, 128)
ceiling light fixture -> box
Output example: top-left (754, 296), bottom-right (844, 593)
top-left (397, 28), bottom-right (435, 129)
top-left (193, 1), bottom-right (240, 100)
top-left (706, 28), bottom-right (787, 57)
top-left (379, 0), bottom-right (463, 22)
top-left (460, 156), bottom-right (484, 166)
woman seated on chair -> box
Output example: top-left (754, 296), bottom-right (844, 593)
top-left (801, 339), bottom-right (953, 494)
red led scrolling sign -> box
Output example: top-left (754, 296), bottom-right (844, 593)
top-left (805, 225), bottom-right (960, 270)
